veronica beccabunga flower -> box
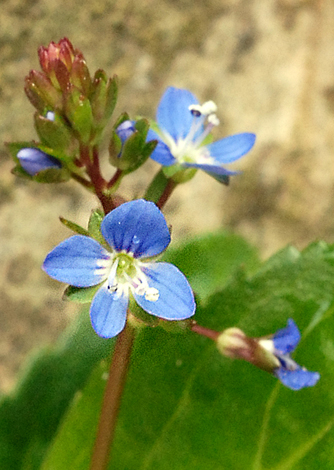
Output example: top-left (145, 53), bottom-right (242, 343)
top-left (43, 199), bottom-right (196, 338)
top-left (147, 87), bottom-right (256, 183)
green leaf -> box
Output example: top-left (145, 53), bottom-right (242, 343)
top-left (88, 208), bottom-right (105, 244)
top-left (0, 310), bottom-right (113, 470)
top-left (34, 113), bottom-right (72, 150)
top-left (41, 241), bottom-right (334, 470)
top-left (163, 230), bottom-right (260, 301)
top-left (41, 361), bottom-right (109, 470)
top-left (59, 217), bottom-right (90, 236)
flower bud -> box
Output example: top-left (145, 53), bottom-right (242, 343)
top-left (37, 38), bottom-right (90, 94)
top-left (17, 148), bottom-right (62, 176)
top-left (64, 89), bottom-right (93, 143)
top-left (25, 70), bottom-right (62, 112)
top-left (89, 71), bottom-right (118, 142)
top-left (34, 112), bottom-right (74, 153)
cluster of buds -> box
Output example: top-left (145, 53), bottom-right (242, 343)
top-left (24, 38), bottom-right (117, 145)
top-left (9, 38), bottom-right (155, 190)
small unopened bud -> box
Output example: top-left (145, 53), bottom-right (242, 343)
top-left (17, 148), bottom-right (62, 176)
top-left (116, 120), bottom-right (136, 145)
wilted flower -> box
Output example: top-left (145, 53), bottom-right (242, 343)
top-left (43, 199), bottom-right (195, 338)
top-left (217, 319), bottom-right (320, 390)
top-left (259, 319), bottom-right (320, 390)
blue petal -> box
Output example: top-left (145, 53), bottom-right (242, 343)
top-left (43, 235), bottom-right (110, 287)
top-left (183, 161), bottom-right (239, 177)
top-left (275, 367), bottom-right (320, 391)
top-left (116, 120), bottom-right (136, 144)
top-left (133, 262), bottom-right (195, 320)
top-left (90, 284), bottom-right (128, 338)
top-left (207, 133), bottom-right (256, 163)
top-left (17, 148), bottom-right (61, 176)
top-left (156, 87), bottom-right (199, 140)
top-left (147, 129), bottom-right (176, 166)
top-left (273, 319), bottom-right (301, 354)
top-left (101, 199), bottom-right (171, 258)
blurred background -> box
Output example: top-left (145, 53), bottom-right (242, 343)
top-left (0, 0), bottom-right (332, 393)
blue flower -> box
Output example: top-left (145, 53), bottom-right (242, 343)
top-left (147, 87), bottom-right (256, 183)
top-left (17, 148), bottom-right (61, 176)
top-left (43, 199), bottom-right (196, 338)
top-left (259, 319), bottom-right (320, 390)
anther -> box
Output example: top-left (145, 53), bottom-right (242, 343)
top-left (145, 287), bottom-right (159, 301)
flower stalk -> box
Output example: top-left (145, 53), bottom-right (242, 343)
top-left (90, 322), bottom-right (136, 470)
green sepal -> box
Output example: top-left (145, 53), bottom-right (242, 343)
top-left (11, 164), bottom-right (32, 180)
top-left (88, 208), bottom-right (107, 246)
top-left (163, 164), bottom-right (197, 183)
top-left (64, 89), bottom-right (93, 144)
top-left (63, 284), bottom-right (102, 303)
top-left (104, 74), bottom-right (118, 121)
top-left (108, 131), bottom-right (123, 165)
top-left (113, 112), bottom-right (130, 129)
top-left (116, 118), bottom-right (157, 173)
top-left (59, 217), bottom-right (90, 236)
top-left (89, 72), bottom-right (118, 143)
top-left (34, 113), bottom-right (73, 151)
top-left (109, 112), bottom-right (131, 165)
top-left (11, 162), bottom-right (70, 184)
top-left (90, 70), bottom-right (108, 123)
top-left (129, 298), bottom-right (160, 327)
top-left (33, 166), bottom-right (71, 183)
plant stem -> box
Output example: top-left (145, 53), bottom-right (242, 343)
top-left (190, 321), bottom-right (220, 341)
top-left (90, 322), bottom-right (136, 470)
top-left (156, 178), bottom-right (177, 209)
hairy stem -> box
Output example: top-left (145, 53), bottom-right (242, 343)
top-left (90, 322), bottom-right (136, 470)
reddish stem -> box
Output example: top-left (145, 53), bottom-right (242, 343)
top-left (107, 168), bottom-right (123, 189)
top-left (156, 178), bottom-right (177, 209)
top-left (190, 322), bottom-right (220, 341)
top-left (90, 323), bottom-right (136, 470)
top-left (79, 144), bottom-right (117, 213)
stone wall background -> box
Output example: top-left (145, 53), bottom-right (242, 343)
top-left (0, 0), bottom-right (333, 392)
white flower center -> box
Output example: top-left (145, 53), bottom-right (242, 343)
top-left (162, 100), bottom-right (220, 165)
top-left (104, 252), bottom-right (159, 302)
